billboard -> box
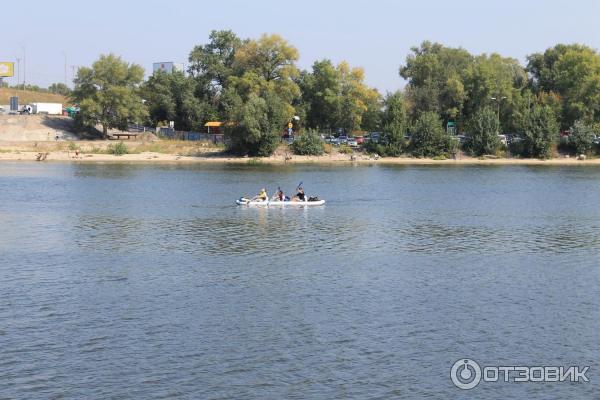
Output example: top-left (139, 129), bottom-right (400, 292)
top-left (153, 62), bottom-right (184, 74)
top-left (0, 62), bottom-right (14, 77)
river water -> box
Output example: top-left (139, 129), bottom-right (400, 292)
top-left (0, 162), bottom-right (599, 399)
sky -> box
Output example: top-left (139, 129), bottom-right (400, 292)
top-left (1, 0), bottom-right (599, 93)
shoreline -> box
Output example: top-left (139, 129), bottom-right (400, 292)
top-left (0, 150), bottom-right (599, 166)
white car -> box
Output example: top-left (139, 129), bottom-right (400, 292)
top-left (348, 139), bottom-right (359, 147)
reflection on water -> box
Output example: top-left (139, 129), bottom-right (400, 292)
top-left (1, 162), bottom-right (599, 399)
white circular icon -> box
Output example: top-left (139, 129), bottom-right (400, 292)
top-left (451, 358), bottom-right (482, 390)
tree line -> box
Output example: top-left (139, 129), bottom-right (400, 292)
top-left (70, 31), bottom-right (600, 158)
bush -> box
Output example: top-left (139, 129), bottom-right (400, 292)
top-left (519, 105), bottom-right (558, 159)
top-left (107, 141), bottom-right (128, 156)
top-left (569, 120), bottom-right (595, 155)
top-left (225, 92), bottom-right (287, 157)
top-left (465, 107), bottom-right (501, 156)
top-left (68, 141), bottom-right (79, 151)
top-left (338, 144), bottom-right (353, 154)
top-left (290, 130), bottom-right (325, 155)
top-left (410, 112), bottom-right (451, 158)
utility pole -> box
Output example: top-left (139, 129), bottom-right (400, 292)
top-left (63, 52), bottom-right (67, 87)
top-left (21, 45), bottom-right (26, 90)
top-left (16, 58), bottom-right (20, 90)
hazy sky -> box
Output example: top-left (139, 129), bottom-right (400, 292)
top-left (2, 0), bottom-right (599, 92)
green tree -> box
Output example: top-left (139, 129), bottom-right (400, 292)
top-left (299, 59), bottom-right (381, 132)
top-left (527, 44), bottom-right (600, 128)
top-left (188, 30), bottom-right (242, 93)
top-left (400, 41), bottom-right (472, 122)
top-left (465, 106), bottom-right (501, 156)
top-left (519, 105), bottom-right (559, 159)
top-left (410, 112), bottom-right (451, 157)
top-left (298, 59), bottom-right (341, 130)
top-left (335, 62), bottom-right (381, 133)
top-left (462, 53), bottom-right (527, 132)
top-left (48, 82), bottom-right (71, 96)
top-left (72, 54), bottom-right (147, 138)
top-left (225, 91), bottom-right (287, 157)
top-left (291, 130), bottom-right (325, 155)
top-left (378, 91), bottom-right (408, 156)
top-left (143, 70), bottom-right (214, 131)
top-left (568, 120), bottom-right (596, 155)
top-left (230, 33), bottom-right (301, 109)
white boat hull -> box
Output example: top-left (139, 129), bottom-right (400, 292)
top-left (236, 199), bottom-right (325, 206)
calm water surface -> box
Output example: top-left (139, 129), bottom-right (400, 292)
top-left (0, 162), bottom-right (599, 399)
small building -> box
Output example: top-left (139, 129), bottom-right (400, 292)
top-left (204, 121), bottom-right (222, 134)
top-left (152, 62), bottom-right (184, 74)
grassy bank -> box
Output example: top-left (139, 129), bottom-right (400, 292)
top-left (0, 88), bottom-right (68, 105)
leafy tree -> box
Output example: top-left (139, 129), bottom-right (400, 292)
top-left (568, 120), bottom-right (596, 155)
top-left (143, 70), bottom-right (214, 131)
top-left (291, 130), bottom-right (325, 155)
top-left (527, 44), bottom-right (600, 128)
top-left (336, 62), bottom-right (380, 133)
top-left (72, 54), bottom-right (147, 138)
top-left (298, 59), bottom-right (341, 130)
top-left (410, 112), bottom-right (451, 157)
top-left (225, 91), bottom-right (287, 157)
top-left (299, 59), bottom-right (381, 132)
top-left (230, 33), bottom-right (301, 108)
top-left (462, 53), bottom-right (527, 132)
top-left (377, 91), bottom-right (408, 156)
top-left (48, 82), bottom-right (71, 96)
top-left (465, 106), bottom-right (501, 156)
top-left (518, 105), bottom-right (559, 158)
top-left (400, 41), bottom-right (472, 122)
top-left (188, 30), bottom-right (242, 93)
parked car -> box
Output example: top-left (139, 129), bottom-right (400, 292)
top-left (338, 135), bottom-right (348, 144)
top-left (355, 136), bottom-right (365, 145)
top-left (369, 132), bottom-right (381, 143)
top-left (348, 139), bottom-right (359, 147)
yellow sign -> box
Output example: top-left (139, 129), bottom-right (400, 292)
top-left (0, 62), bottom-right (14, 77)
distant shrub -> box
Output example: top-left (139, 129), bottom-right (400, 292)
top-left (363, 140), bottom-right (405, 157)
top-left (410, 112), bottom-right (452, 158)
top-left (290, 130), bottom-right (325, 155)
top-left (569, 120), bottom-right (595, 155)
top-left (68, 141), bottom-right (79, 151)
top-left (107, 141), bottom-right (128, 156)
top-left (338, 144), bottom-right (353, 154)
top-left (464, 107), bottom-right (501, 156)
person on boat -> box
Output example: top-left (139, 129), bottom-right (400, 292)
top-left (252, 188), bottom-right (268, 202)
top-left (274, 189), bottom-right (286, 202)
top-left (292, 187), bottom-right (306, 202)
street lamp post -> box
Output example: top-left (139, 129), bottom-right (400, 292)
top-left (490, 96), bottom-right (507, 134)
top-left (16, 58), bottom-right (20, 89)
top-left (491, 96), bottom-right (508, 157)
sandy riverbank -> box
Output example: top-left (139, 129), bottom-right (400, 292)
top-left (1, 147), bottom-right (599, 166)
